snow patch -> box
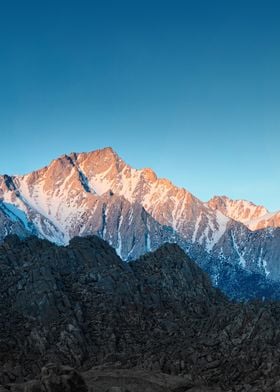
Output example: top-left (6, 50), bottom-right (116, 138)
top-left (262, 259), bottom-right (270, 277)
top-left (231, 231), bottom-right (246, 268)
top-left (115, 215), bottom-right (123, 257)
top-left (192, 213), bottom-right (202, 243)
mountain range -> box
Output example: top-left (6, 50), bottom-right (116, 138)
top-left (0, 147), bottom-right (279, 299)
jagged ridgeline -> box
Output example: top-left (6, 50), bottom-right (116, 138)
top-left (1, 235), bottom-right (280, 391)
top-left (0, 147), bottom-right (280, 300)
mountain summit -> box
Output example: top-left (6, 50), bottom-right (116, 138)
top-left (0, 147), bottom-right (280, 299)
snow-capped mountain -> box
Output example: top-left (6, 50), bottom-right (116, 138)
top-left (0, 148), bottom-right (229, 250)
top-left (0, 147), bottom-right (279, 298)
top-left (208, 195), bottom-right (280, 230)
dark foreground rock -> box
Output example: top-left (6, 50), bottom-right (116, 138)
top-left (0, 365), bottom-right (219, 392)
top-left (1, 235), bottom-right (280, 390)
top-left (0, 364), bottom-right (88, 392)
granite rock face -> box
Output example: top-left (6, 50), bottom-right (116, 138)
top-left (208, 195), bottom-right (280, 230)
top-left (1, 236), bottom-right (280, 390)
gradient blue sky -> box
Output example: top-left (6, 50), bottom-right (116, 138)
top-left (0, 0), bottom-right (279, 210)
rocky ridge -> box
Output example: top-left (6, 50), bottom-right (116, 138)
top-left (1, 235), bottom-right (280, 391)
top-left (208, 195), bottom-right (280, 230)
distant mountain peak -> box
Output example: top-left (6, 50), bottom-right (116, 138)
top-left (207, 195), bottom-right (280, 230)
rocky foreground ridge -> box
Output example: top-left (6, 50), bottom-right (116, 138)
top-left (1, 235), bottom-right (280, 391)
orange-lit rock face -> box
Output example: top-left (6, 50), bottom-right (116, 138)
top-left (141, 168), bottom-right (157, 182)
top-left (77, 147), bottom-right (126, 178)
top-left (252, 212), bottom-right (280, 230)
top-left (208, 195), bottom-right (280, 230)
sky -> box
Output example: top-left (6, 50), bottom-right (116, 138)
top-left (0, 0), bottom-right (279, 211)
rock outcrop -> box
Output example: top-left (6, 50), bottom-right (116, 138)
top-left (1, 235), bottom-right (280, 390)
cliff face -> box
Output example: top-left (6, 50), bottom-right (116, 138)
top-left (1, 235), bottom-right (280, 390)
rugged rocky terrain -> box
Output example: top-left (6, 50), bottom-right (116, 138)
top-left (208, 195), bottom-right (280, 231)
top-left (1, 235), bottom-right (280, 391)
top-left (0, 147), bottom-right (280, 299)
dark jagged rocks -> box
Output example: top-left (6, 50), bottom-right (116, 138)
top-left (1, 235), bottom-right (280, 390)
top-left (0, 364), bottom-right (88, 392)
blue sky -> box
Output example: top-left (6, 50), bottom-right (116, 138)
top-left (0, 0), bottom-right (279, 210)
